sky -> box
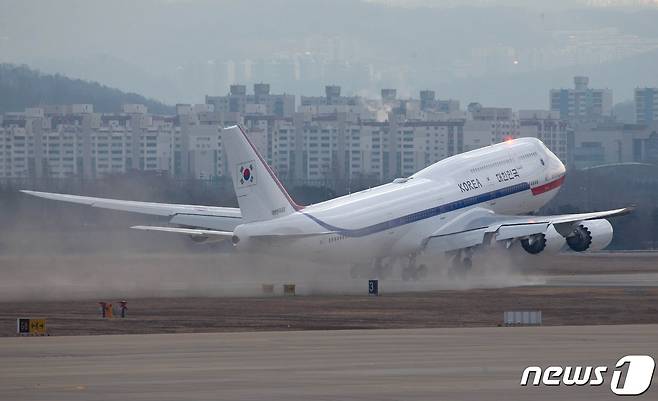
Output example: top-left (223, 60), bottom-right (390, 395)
top-left (1, 0), bottom-right (658, 107)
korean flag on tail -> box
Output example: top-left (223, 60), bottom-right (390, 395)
top-left (238, 161), bottom-right (256, 187)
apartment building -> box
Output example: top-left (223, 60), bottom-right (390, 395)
top-left (550, 76), bottom-right (613, 123)
top-left (205, 83), bottom-right (295, 118)
top-left (635, 87), bottom-right (658, 125)
top-left (519, 110), bottom-right (570, 164)
top-left (4, 81), bottom-right (656, 186)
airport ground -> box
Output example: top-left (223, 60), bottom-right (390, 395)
top-left (1, 286), bottom-right (658, 337)
top-left (1, 325), bottom-right (656, 401)
top-left (2, 251), bottom-right (658, 400)
top-left (0, 252), bottom-right (657, 336)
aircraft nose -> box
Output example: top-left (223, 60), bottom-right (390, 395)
top-left (547, 152), bottom-right (566, 179)
top-left (555, 155), bottom-right (566, 176)
top-left (537, 140), bottom-right (566, 178)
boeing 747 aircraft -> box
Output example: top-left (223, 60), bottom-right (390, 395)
top-left (23, 125), bottom-right (630, 280)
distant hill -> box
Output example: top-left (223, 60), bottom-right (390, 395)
top-left (0, 64), bottom-right (174, 114)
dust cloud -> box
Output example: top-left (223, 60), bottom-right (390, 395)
top-left (0, 180), bottom-right (547, 301)
top-left (0, 221), bottom-right (545, 301)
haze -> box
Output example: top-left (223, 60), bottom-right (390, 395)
top-left (2, 0), bottom-right (658, 107)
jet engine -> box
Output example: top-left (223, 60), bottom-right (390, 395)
top-left (565, 219), bottom-right (613, 252)
top-left (520, 224), bottom-right (565, 255)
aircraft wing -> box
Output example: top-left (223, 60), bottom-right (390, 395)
top-left (21, 190), bottom-right (242, 231)
top-left (131, 225), bottom-right (234, 236)
top-left (423, 206), bottom-right (633, 254)
top-left (130, 225), bottom-right (334, 244)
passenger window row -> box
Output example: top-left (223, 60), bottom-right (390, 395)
top-left (470, 158), bottom-right (513, 174)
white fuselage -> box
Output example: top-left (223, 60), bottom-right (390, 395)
top-left (233, 138), bottom-right (567, 263)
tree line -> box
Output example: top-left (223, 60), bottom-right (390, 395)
top-left (0, 64), bottom-right (173, 114)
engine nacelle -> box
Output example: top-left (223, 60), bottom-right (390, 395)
top-left (565, 219), bottom-right (613, 252)
top-left (520, 224), bottom-right (565, 255)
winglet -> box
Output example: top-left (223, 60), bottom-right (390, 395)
top-left (607, 206), bottom-right (635, 218)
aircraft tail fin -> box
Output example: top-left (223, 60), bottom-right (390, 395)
top-left (221, 125), bottom-right (301, 222)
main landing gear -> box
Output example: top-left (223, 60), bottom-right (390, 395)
top-left (349, 258), bottom-right (393, 279)
top-left (401, 254), bottom-right (428, 281)
top-left (448, 249), bottom-right (473, 278)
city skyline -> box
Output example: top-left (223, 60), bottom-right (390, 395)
top-left (2, 76), bottom-right (657, 189)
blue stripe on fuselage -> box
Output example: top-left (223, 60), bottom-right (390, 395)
top-left (301, 181), bottom-right (531, 238)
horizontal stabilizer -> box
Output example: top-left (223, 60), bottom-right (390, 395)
top-left (250, 231), bottom-right (335, 239)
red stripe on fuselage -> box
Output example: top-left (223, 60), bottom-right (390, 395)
top-left (531, 175), bottom-right (565, 196)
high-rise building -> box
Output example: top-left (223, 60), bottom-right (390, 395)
top-left (299, 86), bottom-right (375, 120)
top-left (0, 104), bottom-right (235, 181)
top-left (13, 80), bottom-right (655, 188)
top-left (419, 90), bottom-right (460, 114)
top-left (550, 76), bottom-right (613, 123)
top-left (205, 83), bottom-right (295, 118)
top-left (300, 85), bottom-right (360, 107)
top-left (635, 87), bottom-right (658, 125)
top-left (394, 121), bottom-right (464, 178)
top-left (463, 106), bottom-right (519, 151)
top-left (519, 110), bottom-right (570, 164)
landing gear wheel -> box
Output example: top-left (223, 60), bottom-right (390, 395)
top-left (402, 267), bottom-right (414, 281)
top-left (449, 254), bottom-right (472, 278)
top-left (402, 254), bottom-right (422, 281)
top-left (401, 264), bottom-right (427, 281)
top-left (351, 260), bottom-right (393, 280)
top-left (372, 258), bottom-right (393, 279)
top-left (416, 264), bottom-right (428, 279)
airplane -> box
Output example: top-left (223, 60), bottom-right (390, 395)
top-left (22, 125), bottom-right (631, 281)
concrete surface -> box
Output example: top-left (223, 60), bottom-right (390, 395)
top-left (1, 325), bottom-right (656, 401)
top-left (545, 273), bottom-right (658, 287)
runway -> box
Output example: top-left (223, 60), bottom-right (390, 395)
top-left (2, 273), bottom-right (658, 302)
top-left (1, 325), bottom-right (656, 401)
top-left (544, 272), bottom-right (658, 287)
